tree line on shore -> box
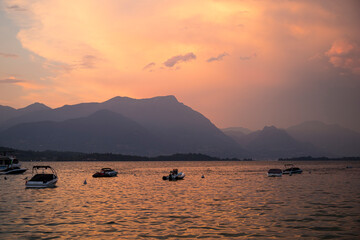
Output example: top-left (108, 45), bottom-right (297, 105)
top-left (0, 147), bottom-right (241, 161)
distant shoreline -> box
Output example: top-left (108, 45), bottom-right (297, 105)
top-left (1, 147), bottom-right (251, 162)
top-left (278, 156), bottom-right (360, 161)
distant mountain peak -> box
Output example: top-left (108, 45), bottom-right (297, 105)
top-left (152, 95), bottom-right (178, 101)
top-left (222, 127), bottom-right (252, 135)
top-left (104, 96), bottom-right (133, 103)
top-left (18, 102), bottom-right (51, 112)
top-left (103, 95), bottom-right (179, 104)
top-left (262, 125), bottom-right (280, 133)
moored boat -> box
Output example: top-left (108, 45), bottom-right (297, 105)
top-left (163, 169), bottom-right (185, 180)
top-left (92, 168), bottom-right (118, 177)
top-left (267, 168), bottom-right (282, 177)
top-left (283, 164), bottom-right (303, 174)
top-left (0, 151), bottom-right (27, 175)
top-left (26, 166), bottom-right (58, 188)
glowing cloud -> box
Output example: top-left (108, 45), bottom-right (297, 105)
top-left (1, 0), bottom-right (360, 131)
top-left (143, 62), bottom-right (156, 71)
top-left (239, 53), bottom-right (257, 61)
top-left (163, 53), bottom-right (197, 68)
top-left (0, 78), bottom-right (24, 84)
top-left (0, 52), bottom-right (18, 58)
top-left (326, 39), bottom-right (360, 75)
top-left (207, 53), bottom-right (229, 62)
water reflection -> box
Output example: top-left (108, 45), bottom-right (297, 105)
top-left (0, 161), bottom-right (359, 239)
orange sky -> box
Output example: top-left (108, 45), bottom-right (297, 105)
top-left (1, 0), bottom-right (360, 131)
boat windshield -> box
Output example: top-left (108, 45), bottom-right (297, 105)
top-left (0, 158), bottom-right (12, 165)
top-left (32, 166), bottom-right (57, 176)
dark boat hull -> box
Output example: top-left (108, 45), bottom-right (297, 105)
top-left (162, 173), bottom-right (185, 181)
top-left (283, 168), bottom-right (303, 174)
top-left (0, 168), bottom-right (27, 175)
top-left (92, 173), bottom-right (117, 178)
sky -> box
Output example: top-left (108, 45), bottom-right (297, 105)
top-left (0, 0), bottom-right (360, 132)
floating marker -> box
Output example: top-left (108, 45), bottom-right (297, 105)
top-left (84, 179), bottom-right (87, 185)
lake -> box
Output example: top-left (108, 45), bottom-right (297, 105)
top-left (1, 161), bottom-right (359, 239)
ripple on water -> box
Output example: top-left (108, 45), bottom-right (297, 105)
top-left (0, 161), bottom-right (359, 239)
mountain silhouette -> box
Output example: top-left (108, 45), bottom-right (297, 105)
top-left (0, 96), bottom-right (245, 157)
top-left (0, 110), bottom-right (159, 155)
top-left (225, 126), bottom-right (319, 158)
top-left (0, 102), bottom-right (50, 126)
top-left (287, 121), bottom-right (360, 157)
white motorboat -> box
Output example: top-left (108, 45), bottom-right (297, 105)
top-left (267, 168), bottom-right (282, 177)
top-left (26, 166), bottom-right (58, 188)
top-left (0, 151), bottom-right (27, 175)
top-left (282, 164), bottom-right (303, 174)
top-left (163, 169), bottom-right (185, 180)
top-left (92, 168), bottom-right (118, 178)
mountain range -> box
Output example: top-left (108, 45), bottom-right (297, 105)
top-left (222, 122), bottom-right (360, 158)
top-left (0, 96), bottom-right (244, 157)
top-left (1, 96), bottom-right (359, 159)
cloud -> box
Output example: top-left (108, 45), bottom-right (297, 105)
top-left (239, 53), bottom-right (257, 61)
top-left (44, 55), bottom-right (98, 72)
top-left (143, 62), bottom-right (156, 71)
top-left (6, 5), bottom-right (27, 11)
top-left (207, 53), bottom-right (229, 63)
top-left (0, 78), bottom-right (24, 84)
top-left (0, 78), bottom-right (47, 90)
top-left (163, 52), bottom-right (196, 67)
top-left (80, 55), bottom-right (97, 69)
top-left (326, 39), bottom-right (360, 75)
top-left (0, 52), bottom-right (19, 58)
top-left (0, 77), bottom-right (47, 90)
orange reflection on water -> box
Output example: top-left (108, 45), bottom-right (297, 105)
top-left (0, 161), bottom-right (359, 239)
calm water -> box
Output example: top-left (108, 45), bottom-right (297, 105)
top-left (1, 161), bottom-right (359, 239)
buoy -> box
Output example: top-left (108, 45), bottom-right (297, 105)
top-left (84, 179), bottom-right (87, 185)
top-left (201, 175), bottom-right (205, 178)
top-left (4, 176), bottom-right (7, 180)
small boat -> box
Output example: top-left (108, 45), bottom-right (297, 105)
top-left (267, 168), bottom-right (282, 177)
top-left (0, 151), bottom-right (27, 175)
top-left (92, 168), bottom-right (118, 178)
top-left (162, 169), bottom-right (185, 180)
top-left (26, 166), bottom-right (58, 188)
top-left (282, 164), bottom-right (303, 174)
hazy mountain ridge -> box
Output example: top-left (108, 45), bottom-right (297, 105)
top-left (0, 102), bottom-right (51, 127)
top-left (0, 110), bottom-right (159, 155)
top-left (223, 126), bottom-right (321, 158)
top-left (0, 105), bottom-right (17, 125)
top-left (0, 96), bottom-right (245, 158)
top-left (287, 121), bottom-right (360, 157)
top-left (222, 127), bottom-right (252, 135)
top-left (222, 122), bottom-right (360, 158)
top-left (1, 97), bottom-right (359, 158)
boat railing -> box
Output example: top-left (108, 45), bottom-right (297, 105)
top-left (32, 166), bottom-right (58, 176)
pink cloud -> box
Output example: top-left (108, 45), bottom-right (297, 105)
top-left (326, 39), bottom-right (360, 75)
top-left (0, 52), bottom-right (19, 58)
top-left (0, 78), bottom-right (24, 84)
top-left (163, 53), bottom-right (196, 67)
